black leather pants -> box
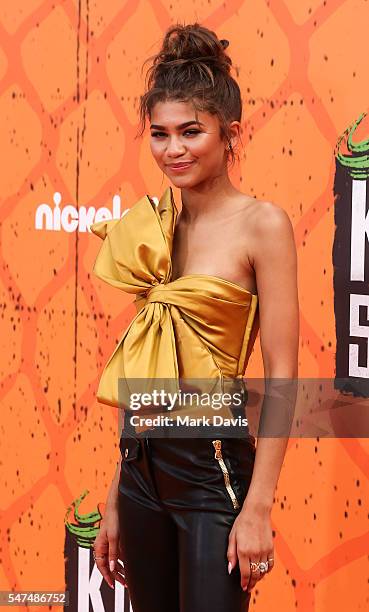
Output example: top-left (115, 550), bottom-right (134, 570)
top-left (118, 425), bottom-right (256, 612)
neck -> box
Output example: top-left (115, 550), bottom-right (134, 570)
top-left (178, 174), bottom-right (238, 224)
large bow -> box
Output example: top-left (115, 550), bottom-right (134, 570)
top-left (90, 186), bottom-right (258, 432)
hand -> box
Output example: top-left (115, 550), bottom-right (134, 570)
top-left (93, 507), bottom-right (127, 590)
top-left (227, 502), bottom-right (274, 593)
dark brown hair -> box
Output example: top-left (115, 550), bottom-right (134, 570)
top-left (136, 22), bottom-right (243, 166)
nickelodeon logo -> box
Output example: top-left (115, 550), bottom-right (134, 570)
top-left (65, 490), bottom-right (133, 611)
top-left (34, 192), bottom-right (159, 232)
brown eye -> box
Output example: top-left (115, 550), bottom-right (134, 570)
top-left (184, 129), bottom-right (200, 136)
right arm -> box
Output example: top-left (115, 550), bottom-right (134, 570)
top-left (93, 455), bottom-right (127, 589)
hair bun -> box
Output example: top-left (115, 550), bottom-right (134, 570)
top-left (155, 23), bottom-right (232, 74)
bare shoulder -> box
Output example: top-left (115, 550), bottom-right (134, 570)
top-left (240, 195), bottom-right (291, 229)
top-left (238, 195), bottom-right (295, 266)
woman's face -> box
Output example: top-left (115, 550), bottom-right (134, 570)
top-left (149, 99), bottom-right (232, 188)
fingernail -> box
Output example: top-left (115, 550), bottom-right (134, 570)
top-left (109, 560), bottom-right (115, 572)
top-left (228, 561), bottom-right (232, 575)
top-left (110, 582), bottom-right (115, 590)
top-left (242, 585), bottom-right (248, 591)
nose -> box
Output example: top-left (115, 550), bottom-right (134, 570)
top-left (165, 135), bottom-right (186, 157)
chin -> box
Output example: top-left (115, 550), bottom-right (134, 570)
top-left (167, 175), bottom-right (202, 189)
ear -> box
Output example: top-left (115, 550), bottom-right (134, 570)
top-left (229, 120), bottom-right (241, 150)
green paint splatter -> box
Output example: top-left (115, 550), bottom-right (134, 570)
top-left (336, 112), bottom-right (369, 179)
top-left (64, 489), bottom-right (102, 548)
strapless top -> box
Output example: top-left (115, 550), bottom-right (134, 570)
top-left (90, 186), bottom-right (259, 431)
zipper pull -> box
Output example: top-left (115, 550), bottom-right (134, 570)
top-left (212, 439), bottom-right (222, 459)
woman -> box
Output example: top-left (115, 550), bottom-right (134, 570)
top-left (91, 22), bottom-right (299, 612)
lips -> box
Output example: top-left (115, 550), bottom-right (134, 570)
top-left (167, 161), bottom-right (195, 169)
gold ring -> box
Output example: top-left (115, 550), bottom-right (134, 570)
top-left (250, 561), bottom-right (259, 573)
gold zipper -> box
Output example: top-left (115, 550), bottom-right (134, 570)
top-left (212, 440), bottom-right (240, 510)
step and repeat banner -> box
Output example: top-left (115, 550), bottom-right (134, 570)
top-left (0, 1), bottom-right (368, 611)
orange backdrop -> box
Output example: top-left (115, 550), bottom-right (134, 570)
top-left (1, 1), bottom-right (369, 611)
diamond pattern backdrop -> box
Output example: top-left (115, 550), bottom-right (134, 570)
top-left (0, 1), bottom-right (368, 610)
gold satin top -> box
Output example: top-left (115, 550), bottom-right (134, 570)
top-left (90, 186), bottom-right (259, 428)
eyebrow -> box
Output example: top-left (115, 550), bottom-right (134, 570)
top-left (150, 120), bottom-right (204, 130)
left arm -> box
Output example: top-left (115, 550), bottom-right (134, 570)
top-left (227, 202), bottom-right (299, 592)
